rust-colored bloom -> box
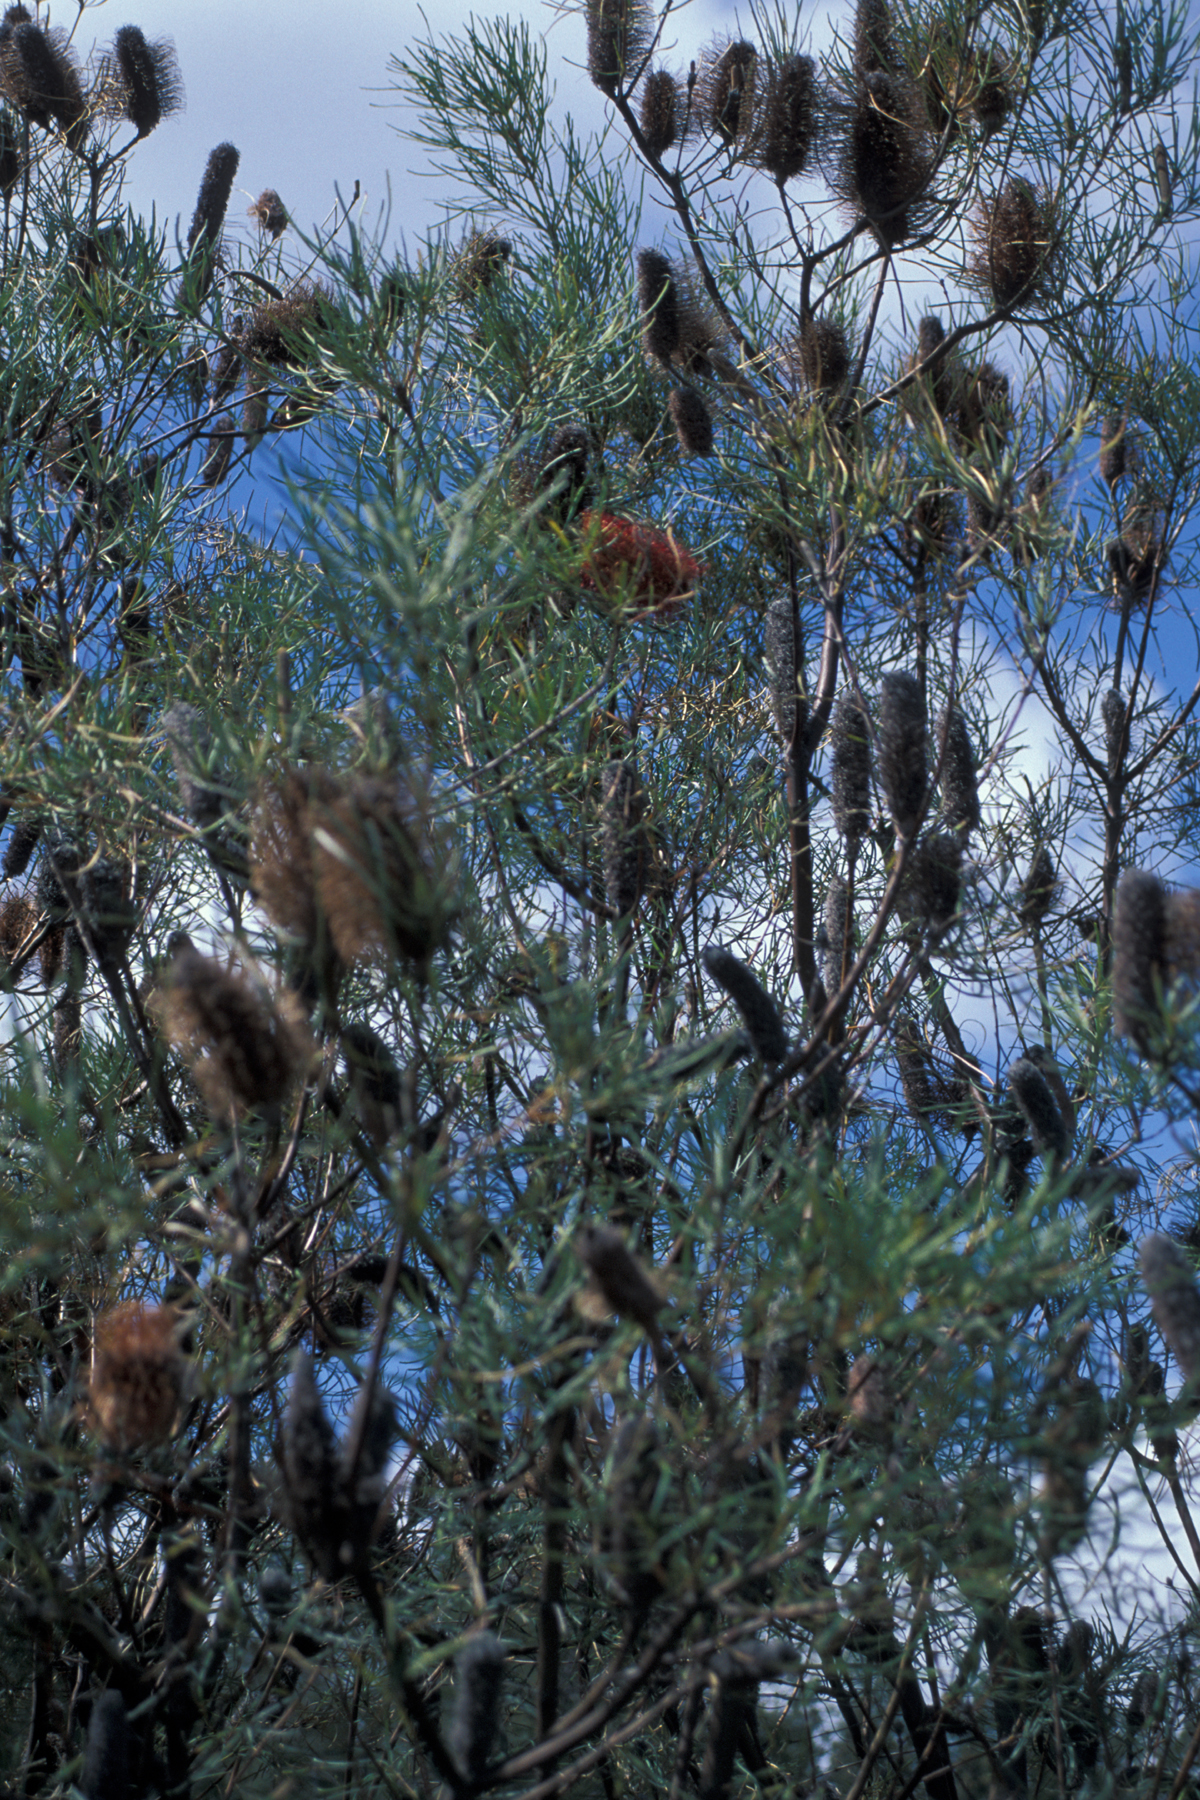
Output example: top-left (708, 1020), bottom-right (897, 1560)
top-left (91, 1303), bottom-right (186, 1451)
top-left (157, 943), bottom-right (314, 1118)
top-left (578, 510), bottom-right (701, 619)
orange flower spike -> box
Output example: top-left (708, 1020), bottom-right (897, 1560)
top-left (578, 510), bottom-right (702, 619)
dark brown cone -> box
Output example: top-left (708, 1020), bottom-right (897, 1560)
top-left (894, 1014), bottom-right (939, 1120)
top-left (1108, 497), bottom-right (1164, 607)
top-left (905, 831), bottom-right (961, 931)
top-left (1100, 411), bottom-right (1127, 488)
top-left (764, 596), bottom-right (803, 746)
top-left (1018, 845), bottom-right (1057, 928)
top-left (90, 1303), bottom-right (185, 1451)
top-left (2, 815), bottom-right (40, 878)
top-left (243, 283), bottom-right (332, 370)
top-left (878, 671), bottom-right (927, 838)
top-left (972, 42), bottom-right (1012, 134)
top-left (1140, 1234), bottom-right (1200, 1385)
top-left (1154, 141), bottom-right (1172, 216)
top-left (451, 1634), bottom-right (507, 1785)
top-left (698, 1662), bottom-right (758, 1800)
top-left (538, 423), bottom-right (592, 519)
top-left (600, 758), bottom-right (647, 918)
top-left (639, 69), bottom-right (679, 156)
top-left (839, 71), bottom-right (934, 247)
top-left (577, 1222), bottom-right (664, 1332)
top-left (907, 313), bottom-right (959, 419)
top-left (669, 384), bottom-right (714, 455)
top-left (0, 108), bottom-right (23, 197)
top-left (81, 858), bottom-right (135, 968)
top-left (162, 702), bottom-right (225, 829)
top-left (186, 141), bottom-right (239, 258)
top-left (936, 707), bottom-right (980, 834)
top-left (454, 230), bottom-right (511, 298)
top-left (636, 248), bottom-right (680, 363)
top-left (242, 387), bottom-right (268, 449)
top-left (907, 486), bottom-right (959, 560)
top-left (52, 989), bottom-right (81, 1079)
top-left (250, 188), bottom-right (288, 237)
top-left (282, 1350), bottom-right (342, 1578)
top-left (309, 771), bottom-right (456, 972)
top-left (830, 694), bottom-right (872, 845)
top-left (972, 179), bottom-right (1052, 310)
top-left (1163, 888), bottom-right (1200, 982)
top-left (800, 315), bottom-right (849, 392)
top-left (109, 26), bottom-right (183, 139)
top-left (342, 1021), bottom-right (402, 1147)
top-left (250, 767), bottom-right (327, 949)
top-left (201, 413), bottom-right (236, 487)
top-left (754, 53), bottom-right (817, 183)
top-left (855, 0), bottom-right (897, 76)
top-left (702, 944), bottom-right (789, 1062)
top-left (1102, 688), bottom-right (1125, 771)
top-left (1113, 868), bottom-right (1167, 1049)
top-left (38, 922), bottom-right (65, 987)
top-left (3, 21), bottom-right (87, 151)
top-left (586, 0), bottom-right (653, 96)
top-left (823, 872), bottom-right (853, 993)
top-left (160, 944), bottom-right (314, 1117)
top-left (957, 361), bottom-right (1010, 459)
top-left (1008, 1056), bottom-right (1069, 1162)
top-left (702, 39), bottom-right (756, 146)
top-left (0, 893), bottom-right (35, 965)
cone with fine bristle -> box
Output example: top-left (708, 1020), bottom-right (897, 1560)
top-left (1140, 1234), bottom-right (1200, 1386)
top-left (186, 141), bottom-right (239, 258)
top-left (752, 53), bottom-right (819, 183)
top-left (702, 945), bottom-right (789, 1062)
top-left (830, 694), bottom-right (872, 846)
top-left (636, 248), bottom-right (680, 364)
top-left (451, 1633), bottom-right (507, 1785)
top-left (90, 1303), bottom-right (186, 1451)
top-left (970, 179), bottom-right (1053, 310)
top-left (701, 39), bottom-right (757, 147)
top-left (972, 42), bottom-right (1013, 134)
top-left (2, 815), bottom-right (40, 878)
top-left (1100, 411), bottom-right (1128, 489)
top-left (639, 69), bottom-right (680, 157)
top-left (586, 0), bottom-right (653, 97)
top-left (799, 316), bottom-right (849, 393)
top-left (538, 423), bottom-right (593, 520)
top-left (600, 759), bottom-right (647, 919)
top-left (243, 283), bottom-right (333, 370)
top-left (158, 943), bottom-right (314, 1118)
top-left (81, 1690), bottom-right (130, 1800)
top-left (878, 671), bottom-right (927, 839)
top-left (1154, 141), bottom-right (1172, 216)
top-left (957, 361), bottom-right (1010, 459)
top-left (1164, 888), bottom-right (1200, 983)
top-left (453, 230), bottom-right (511, 299)
top-left (1018, 846), bottom-right (1057, 928)
top-left (936, 707), bottom-right (980, 835)
top-left (1113, 868), bottom-right (1167, 1050)
top-left (669, 385), bottom-right (714, 456)
top-left (201, 413), bottom-right (236, 487)
top-left (107, 26), bottom-right (183, 140)
top-left (895, 1014), bottom-right (940, 1120)
top-left (1108, 495), bottom-right (1165, 608)
top-left (1008, 1056), bottom-right (1069, 1163)
top-left (832, 71), bottom-right (935, 247)
top-left (0, 109), bottom-right (22, 197)
top-left (905, 831), bottom-right (961, 931)
top-left (855, 0), bottom-right (898, 76)
top-left (250, 188), bottom-right (288, 237)
top-left (764, 597), bottom-right (803, 747)
top-left (1102, 688), bottom-right (1125, 771)
top-left (906, 314), bottom-right (960, 420)
top-left (823, 873), bottom-right (852, 992)
top-left (2, 20), bottom-right (87, 151)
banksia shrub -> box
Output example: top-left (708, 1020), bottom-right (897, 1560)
top-left (639, 68), bottom-right (679, 155)
top-left (1018, 845), bottom-right (1057, 928)
top-left (90, 1303), bottom-right (185, 1452)
top-left (577, 1222), bottom-right (665, 1331)
top-left (106, 25), bottom-right (183, 139)
top-left (752, 53), bottom-right (818, 183)
top-left (668, 384), bottom-right (714, 455)
top-left (971, 179), bottom-right (1053, 310)
top-left (600, 758), bottom-right (647, 918)
top-left (186, 141), bottom-right (239, 258)
top-left (158, 943), bottom-right (314, 1117)
top-left (834, 72), bottom-right (935, 247)
top-left (1139, 1234), bottom-right (1200, 1384)
top-left (451, 1633), bottom-right (507, 1785)
top-left (1112, 867), bottom-right (1167, 1048)
top-left (878, 671), bottom-right (927, 838)
top-left (764, 596), bottom-right (803, 746)
top-left (799, 315), bottom-right (849, 393)
top-left (80, 1689), bottom-right (130, 1800)
top-left (586, 0), bottom-right (652, 97)
top-left (201, 412), bottom-right (236, 487)
top-left (936, 707), bottom-right (981, 834)
top-left (830, 694), bottom-right (872, 846)
top-left (1, 19), bottom-right (87, 150)
top-left (701, 39), bottom-right (757, 147)
top-left (636, 248), bottom-right (680, 364)
top-left (2, 815), bottom-right (40, 878)
top-left (702, 944), bottom-right (789, 1062)
top-left (1008, 1055), bottom-right (1069, 1163)
top-left (250, 187), bottom-right (288, 237)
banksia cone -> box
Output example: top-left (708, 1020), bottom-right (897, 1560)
top-left (159, 944), bottom-right (314, 1117)
top-left (1008, 1055), bottom-right (1069, 1163)
top-left (90, 1303), bottom-right (185, 1451)
top-left (186, 141), bottom-right (239, 257)
top-left (342, 1021), bottom-right (403, 1146)
top-left (602, 1415), bottom-right (669, 1615)
top-left (282, 1350), bottom-right (342, 1578)
top-left (339, 1375), bottom-right (398, 1536)
top-left (600, 758), bottom-right (647, 919)
top-left (0, 892), bottom-right (34, 965)
top-left (243, 283), bottom-right (332, 370)
top-left (702, 944), bottom-right (789, 1062)
top-left (1108, 498), bottom-right (1165, 607)
top-left (895, 1014), bottom-right (939, 1119)
top-left (971, 179), bottom-right (1053, 310)
top-left (0, 107), bottom-right (23, 197)
top-left (107, 26), bottom-right (183, 139)
top-left (823, 873), bottom-right (851, 991)
top-left (1024, 1043), bottom-right (1076, 1146)
top-left (906, 313), bottom-right (960, 420)
top-left (905, 831), bottom-right (962, 930)
top-left (848, 1354), bottom-right (892, 1438)
top-left (1113, 868), bottom-right (1167, 1048)
top-left (1100, 411), bottom-right (1127, 488)
top-left (669, 384), bottom-right (714, 455)
top-left (639, 68), bottom-right (679, 156)
top-left (936, 707), bottom-right (980, 834)
top-left (2, 20), bottom-right (87, 150)
top-left (37, 831), bottom-right (83, 920)
top-left (586, 0), bottom-right (652, 96)
top-left (82, 858), bottom-right (136, 968)
top-left (1039, 1376), bottom-right (1105, 1558)
top-left (702, 39), bottom-right (756, 146)
top-left (1102, 688), bottom-right (1125, 770)
top-left (855, 0), bottom-right (897, 76)
top-left (972, 42), bottom-right (1013, 133)
top-left (698, 1658), bottom-right (758, 1800)
top-left (764, 596), bottom-right (803, 746)
top-left (1138, 1234), bottom-right (1200, 1384)
top-left (1163, 887), bottom-right (1200, 981)
top-left (753, 53), bottom-right (818, 183)
top-left (878, 671), bottom-right (927, 838)
top-left (957, 361), bottom-right (1010, 459)
top-left (1018, 845), bottom-right (1057, 929)
top-left (1154, 140), bottom-right (1172, 216)
top-left (538, 422), bottom-right (592, 519)
top-left (81, 1689), bottom-right (130, 1800)
top-left (636, 248), bottom-right (680, 363)
top-left (52, 989), bottom-right (81, 1078)
top-left (830, 694), bottom-right (872, 846)
top-left (201, 413), bottom-right (236, 487)
top-left (162, 703), bottom-right (225, 829)
top-left (577, 1223), bottom-right (665, 1332)
top-left (799, 315), bottom-right (849, 392)
top-left (578, 512), bottom-right (701, 618)
top-left (242, 387), bottom-right (268, 449)
top-left (451, 1633), bottom-right (507, 1784)
top-left (2, 815), bottom-right (40, 878)
top-left (836, 71), bottom-right (934, 247)
top-left (455, 228), bottom-right (512, 298)
top-left (250, 188), bottom-right (288, 237)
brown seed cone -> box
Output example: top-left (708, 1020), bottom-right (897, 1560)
top-left (639, 68), bottom-right (680, 157)
top-left (309, 771), bottom-right (456, 972)
top-left (1101, 687), bottom-right (1125, 771)
top-left (1113, 868), bottom-right (1167, 1048)
top-left (0, 892), bottom-right (35, 965)
top-left (52, 988), bottom-right (81, 1079)
top-left (957, 360), bottom-right (1010, 458)
top-left (1108, 496), bottom-right (1165, 607)
top-left (186, 141), bottom-right (239, 258)
top-left (586, 0), bottom-right (653, 97)
top-left (764, 596), bottom-right (804, 747)
top-left (282, 1349), bottom-right (343, 1578)
top-left (905, 314), bottom-right (961, 421)
top-left (342, 1021), bottom-right (403, 1147)
top-left (668, 384), bottom-right (714, 456)
top-left (1164, 887), bottom-right (1200, 982)
top-left (250, 188), bottom-right (288, 237)
top-left (162, 702), bottom-right (227, 829)
top-left (1008, 1055), bottom-right (1069, 1162)
top-left (242, 387), bottom-right (269, 449)
top-left (538, 422), bottom-right (593, 519)
top-left (0, 108), bottom-right (22, 197)
top-left (636, 247), bottom-right (680, 363)
top-left (970, 178), bottom-right (1053, 310)
top-left (855, 0), bottom-right (898, 77)
top-left (1100, 411), bottom-right (1127, 488)
top-left (1018, 845), bottom-right (1057, 928)
top-left (81, 1689), bottom-right (129, 1800)
top-left (752, 53), bottom-right (818, 183)
top-left (1154, 140), bottom-right (1172, 216)
top-left (701, 38), bottom-right (757, 147)
top-left (576, 1222), bottom-right (664, 1332)
top-left (702, 944), bottom-right (789, 1062)
top-left (878, 671), bottom-right (927, 838)
top-left (451, 1634), bottom-right (507, 1786)
top-left (799, 315), bottom-right (849, 392)
top-left (250, 766), bottom-right (335, 950)
top-left (906, 485), bottom-right (960, 561)
top-left (201, 412), bottom-right (236, 487)
top-left (936, 707), bottom-right (980, 835)
top-left (159, 944), bottom-right (314, 1117)
top-left (90, 1303), bottom-right (185, 1451)
top-left (600, 758), bottom-right (648, 918)
top-left (848, 1354), bottom-right (892, 1437)
top-left (2, 20), bottom-right (87, 150)
top-left (894, 1013), bottom-right (939, 1120)
top-left (243, 282), bottom-right (333, 370)
top-left (904, 831), bottom-right (962, 931)
top-left (1139, 1234), bottom-right (1200, 1385)
top-left (830, 694), bottom-right (872, 845)
top-left (833, 71), bottom-right (935, 247)
top-left (823, 873), bottom-right (851, 992)
top-left (453, 230), bottom-right (511, 299)
top-left (107, 25), bottom-right (183, 140)
top-left (972, 41), bottom-right (1013, 134)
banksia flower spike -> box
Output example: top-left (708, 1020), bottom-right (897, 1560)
top-left (1113, 868), bottom-right (1167, 1049)
top-left (282, 1349), bottom-right (342, 1578)
top-left (855, 0), bottom-right (898, 77)
top-left (578, 512), bottom-right (702, 619)
top-left (799, 315), bottom-right (849, 393)
top-left (957, 360), bottom-right (1010, 460)
top-left (895, 1014), bottom-right (939, 1120)
top-left (1108, 497), bottom-right (1165, 608)
top-left (162, 702), bottom-right (226, 830)
top-left (702, 39), bottom-right (757, 147)
top-left (201, 413), bottom-right (236, 487)
top-left (1008, 1054), bottom-right (1070, 1163)
top-left (834, 71), bottom-right (935, 247)
top-left (906, 314), bottom-right (960, 421)
top-left (586, 0), bottom-right (653, 97)
top-left (1154, 140), bottom-right (1172, 216)
top-left (905, 831), bottom-right (962, 931)
top-left (0, 108), bottom-right (21, 198)
top-left (1102, 687), bottom-right (1125, 771)
top-left (538, 422), bottom-right (592, 520)
top-left (81, 1689), bottom-right (130, 1800)
top-left (1018, 845), bottom-right (1057, 929)
top-left (1139, 1234), bottom-right (1200, 1385)
top-left (636, 248), bottom-right (680, 364)
top-left (107, 26), bottom-right (184, 139)
top-left (2, 19), bottom-right (87, 150)
top-left (243, 283), bottom-right (333, 370)
top-left (2, 815), bottom-right (40, 878)
top-left (0, 892), bottom-right (35, 966)
top-left (90, 1303), bottom-right (186, 1452)
top-left (1100, 411), bottom-right (1128, 489)
top-left (639, 68), bottom-right (679, 156)
top-left (1164, 887), bottom-right (1200, 982)
top-left (972, 41), bottom-right (1013, 134)
top-left (669, 384), bottom-right (714, 456)
top-left (936, 707), bottom-right (981, 835)
top-left (186, 141), bottom-right (239, 259)
top-left (702, 944), bottom-right (789, 1062)
top-left (451, 1633), bottom-right (507, 1784)
top-left (600, 758), bottom-right (647, 919)
top-left (577, 1222), bottom-right (665, 1333)
top-left (752, 53), bottom-right (819, 184)
top-left (765, 596), bottom-right (803, 747)
top-left (159, 943), bottom-right (314, 1118)
top-left (878, 671), bottom-right (927, 839)
top-left (823, 872), bottom-right (851, 992)
top-left (250, 187), bottom-right (288, 237)
top-left (342, 1021), bottom-right (403, 1147)
top-left (81, 858), bottom-right (136, 970)
top-left (971, 179), bottom-right (1053, 311)
top-left (830, 694), bottom-right (872, 846)
top-left (454, 229), bottom-right (511, 298)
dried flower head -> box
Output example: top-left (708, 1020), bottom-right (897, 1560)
top-left (186, 141), bottom-right (239, 258)
top-left (1018, 845), bottom-right (1057, 929)
top-left (586, 0), bottom-right (653, 96)
top-left (160, 943), bottom-right (314, 1117)
top-left (81, 1689), bottom-right (130, 1800)
top-left (0, 892), bottom-right (34, 966)
top-left (1139, 1234), bottom-right (1200, 1385)
top-left (1164, 887), bottom-right (1200, 984)
top-left (765, 596), bottom-right (804, 747)
top-left (701, 38), bottom-right (757, 146)
top-left (1, 20), bottom-right (86, 150)
top-left (538, 422), bottom-right (593, 520)
top-left (935, 707), bottom-right (980, 835)
top-left (957, 360), bottom-right (1010, 459)
top-left (454, 229), bottom-right (511, 299)
top-left (895, 1014), bottom-right (939, 1120)
top-left (1108, 496), bottom-right (1166, 608)
top-left (830, 694), bottom-right (873, 845)
top-left (91, 1303), bottom-right (185, 1451)
top-left (82, 858), bottom-right (136, 968)
top-left (342, 1021), bottom-right (403, 1147)
top-left (201, 412), bottom-right (236, 487)
top-left (162, 702), bottom-right (226, 830)
top-left (668, 384), bottom-right (714, 456)
top-left (752, 52), bottom-right (818, 183)
top-left (107, 26), bottom-right (183, 139)
top-left (1100, 411), bottom-right (1128, 489)
top-left (1008, 1055), bottom-right (1069, 1163)
top-left (451, 1633), bottom-right (507, 1785)
top-left (878, 671), bottom-right (927, 838)
top-left (1101, 687), bottom-right (1125, 771)
top-left (243, 283), bottom-right (333, 370)
top-left (639, 68), bottom-right (680, 156)
top-left (834, 71), bottom-right (935, 247)
top-left (0, 107), bottom-right (21, 196)
top-left (702, 944), bottom-right (789, 1062)
top-left (282, 1349), bottom-right (343, 1577)
top-left (577, 1222), bottom-right (665, 1332)
top-left (855, 0), bottom-right (898, 77)
top-left (1113, 868), bottom-right (1167, 1049)
top-left (250, 187), bottom-right (287, 237)
top-left (578, 511), bottom-right (701, 619)
top-left (823, 872), bottom-right (852, 992)
top-left (636, 247), bottom-right (680, 364)
top-left (1, 816), bottom-right (39, 879)
top-left (972, 41), bottom-right (1013, 133)
top-left (799, 315), bottom-right (849, 393)
top-left (600, 759), bottom-right (648, 919)
top-left (905, 831), bottom-right (962, 931)
top-left (905, 313), bottom-right (961, 421)
top-left (971, 178), bottom-right (1053, 310)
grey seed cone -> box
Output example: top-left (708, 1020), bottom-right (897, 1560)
top-left (823, 873), bottom-right (851, 992)
top-left (936, 707), bottom-right (980, 834)
top-left (1008, 1056), bottom-right (1069, 1162)
top-left (81, 1689), bottom-right (129, 1800)
top-left (640, 68), bottom-right (679, 156)
top-left (830, 694), bottom-right (871, 844)
top-left (669, 384), bottom-right (714, 456)
top-left (451, 1632), bottom-right (507, 1784)
top-left (1101, 688), bottom-right (1125, 771)
top-left (636, 247), bottom-right (680, 363)
top-left (878, 671), bottom-right (927, 838)
top-left (764, 596), bottom-right (803, 746)
top-left (600, 759), bottom-right (646, 919)
top-left (1018, 846), bottom-right (1057, 929)
top-left (1140, 1233), bottom-right (1200, 1384)
top-left (703, 944), bottom-right (789, 1062)
top-left (1113, 870), bottom-right (1168, 1048)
